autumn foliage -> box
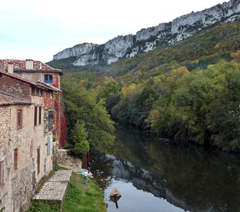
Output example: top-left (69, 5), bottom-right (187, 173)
top-left (170, 66), bottom-right (189, 75)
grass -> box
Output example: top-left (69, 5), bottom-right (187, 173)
top-left (62, 173), bottom-right (106, 212)
top-left (28, 165), bottom-right (107, 212)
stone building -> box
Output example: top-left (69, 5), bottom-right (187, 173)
top-left (0, 60), bottom-right (62, 212)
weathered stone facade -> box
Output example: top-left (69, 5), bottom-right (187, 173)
top-left (0, 60), bottom-right (62, 212)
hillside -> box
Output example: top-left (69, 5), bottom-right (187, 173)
top-left (52, 0), bottom-right (240, 66)
top-left (48, 20), bottom-right (240, 81)
top-left (48, 19), bottom-right (240, 152)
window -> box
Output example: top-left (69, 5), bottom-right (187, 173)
top-left (39, 106), bottom-right (42, 125)
top-left (44, 74), bottom-right (52, 83)
top-left (31, 87), bottom-right (37, 96)
top-left (47, 137), bottom-right (50, 156)
top-left (48, 111), bottom-right (53, 131)
top-left (0, 161), bottom-right (4, 185)
top-left (17, 109), bottom-right (22, 130)
top-left (34, 106), bottom-right (37, 126)
top-left (37, 148), bottom-right (40, 174)
top-left (14, 148), bottom-right (18, 170)
top-left (31, 87), bottom-right (34, 95)
top-left (46, 91), bottom-right (50, 98)
top-left (40, 89), bottom-right (43, 96)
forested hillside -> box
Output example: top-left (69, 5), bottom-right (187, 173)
top-left (48, 20), bottom-right (240, 152)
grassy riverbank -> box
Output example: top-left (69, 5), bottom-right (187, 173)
top-left (28, 167), bottom-right (107, 212)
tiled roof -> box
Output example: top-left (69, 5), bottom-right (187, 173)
top-left (0, 91), bottom-right (31, 105)
top-left (0, 59), bottom-right (62, 73)
top-left (0, 70), bottom-right (61, 92)
top-left (0, 70), bottom-right (36, 85)
top-left (36, 81), bottom-right (61, 92)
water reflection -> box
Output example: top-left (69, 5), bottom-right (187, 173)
top-left (92, 124), bottom-right (240, 212)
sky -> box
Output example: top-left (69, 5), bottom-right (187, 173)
top-left (0, 0), bottom-right (227, 63)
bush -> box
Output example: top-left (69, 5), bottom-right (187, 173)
top-left (68, 140), bottom-right (90, 158)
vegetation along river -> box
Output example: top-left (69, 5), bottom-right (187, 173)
top-left (92, 124), bottom-right (240, 212)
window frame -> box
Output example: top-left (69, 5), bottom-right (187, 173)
top-left (0, 160), bottom-right (4, 185)
top-left (39, 106), bottom-right (42, 125)
top-left (14, 148), bottom-right (18, 170)
top-left (37, 147), bottom-right (40, 175)
top-left (44, 74), bottom-right (53, 83)
top-left (34, 106), bottom-right (37, 126)
top-left (48, 111), bottom-right (53, 131)
top-left (17, 108), bottom-right (23, 130)
top-left (47, 137), bottom-right (50, 156)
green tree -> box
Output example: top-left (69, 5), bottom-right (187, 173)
top-left (98, 79), bottom-right (121, 111)
top-left (62, 82), bottom-right (115, 153)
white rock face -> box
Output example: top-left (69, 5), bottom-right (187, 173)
top-left (136, 23), bottom-right (166, 41)
top-left (73, 53), bottom-right (99, 66)
top-left (53, 43), bottom-right (96, 60)
top-left (53, 0), bottom-right (240, 66)
top-left (102, 35), bottom-right (134, 65)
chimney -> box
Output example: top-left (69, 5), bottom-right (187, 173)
top-left (0, 60), bottom-right (3, 71)
top-left (26, 59), bottom-right (33, 69)
top-left (8, 62), bottom-right (13, 74)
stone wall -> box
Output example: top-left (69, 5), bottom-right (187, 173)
top-left (0, 74), bottom-right (58, 212)
top-left (57, 149), bottom-right (82, 172)
top-left (52, 141), bottom-right (59, 164)
top-left (17, 72), bottom-right (61, 89)
top-left (0, 75), bottom-right (30, 100)
top-left (30, 96), bottom-right (54, 185)
top-left (0, 104), bottom-right (34, 212)
top-left (0, 106), bottom-right (11, 212)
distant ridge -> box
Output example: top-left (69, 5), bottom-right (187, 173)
top-left (53, 0), bottom-right (240, 66)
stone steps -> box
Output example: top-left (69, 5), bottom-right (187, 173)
top-left (33, 170), bottom-right (72, 209)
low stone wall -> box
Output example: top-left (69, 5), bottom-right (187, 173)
top-left (52, 141), bottom-right (59, 164)
top-left (56, 149), bottom-right (82, 173)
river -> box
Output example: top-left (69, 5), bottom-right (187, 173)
top-left (92, 124), bottom-right (240, 212)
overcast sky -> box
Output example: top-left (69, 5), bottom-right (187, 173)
top-left (0, 0), bottom-right (227, 63)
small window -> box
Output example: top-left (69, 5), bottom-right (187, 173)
top-left (39, 106), bottom-right (42, 125)
top-left (47, 137), bottom-right (50, 156)
top-left (17, 109), bottom-right (22, 130)
top-left (14, 148), bottom-right (18, 170)
top-left (33, 87), bottom-right (37, 96)
top-left (37, 148), bottom-right (40, 175)
top-left (34, 106), bottom-right (37, 126)
top-left (46, 91), bottom-right (50, 98)
top-left (32, 87), bottom-right (39, 96)
top-left (48, 111), bottom-right (53, 131)
top-left (44, 75), bottom-right (53, 83)
top-left (0, 161), bottom-right (4, 185)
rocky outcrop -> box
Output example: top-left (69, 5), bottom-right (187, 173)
top-left (53, 43), bottom-right (96, 60)
top-left (53, 0), bottom-right (240, 66)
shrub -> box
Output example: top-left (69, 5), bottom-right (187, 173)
top-left (68, 140), bottom-right (90, 158)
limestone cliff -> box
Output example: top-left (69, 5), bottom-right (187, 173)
top-left (53, 0), bottom-right (240, 66)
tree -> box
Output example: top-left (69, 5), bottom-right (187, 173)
top-left (98, 79), bottom-right (121, 111)
top-left (62, 82), bottom-right (115, 153)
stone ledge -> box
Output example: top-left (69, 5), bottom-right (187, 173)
top-left (33, 170), bottom-right (72, 209)
top-left (34, 181), bottom-right (68, 201)
top-left (48, 170), bottom-right (72, 182)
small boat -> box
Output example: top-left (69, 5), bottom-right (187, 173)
top-left (110, 188), bottom-right (122, 208)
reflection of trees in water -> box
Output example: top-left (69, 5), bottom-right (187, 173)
top-left (94, 124), bottom-right (240, 212)
top-left (150, 143), bottom-right (240, 212)
top-left (94, 154), bottom-right (192, 211)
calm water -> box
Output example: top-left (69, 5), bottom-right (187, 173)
top-left (92, 124), bottom-right (240, 212)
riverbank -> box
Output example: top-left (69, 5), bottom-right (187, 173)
top-left (28, 166), bottom-right (107, 212)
